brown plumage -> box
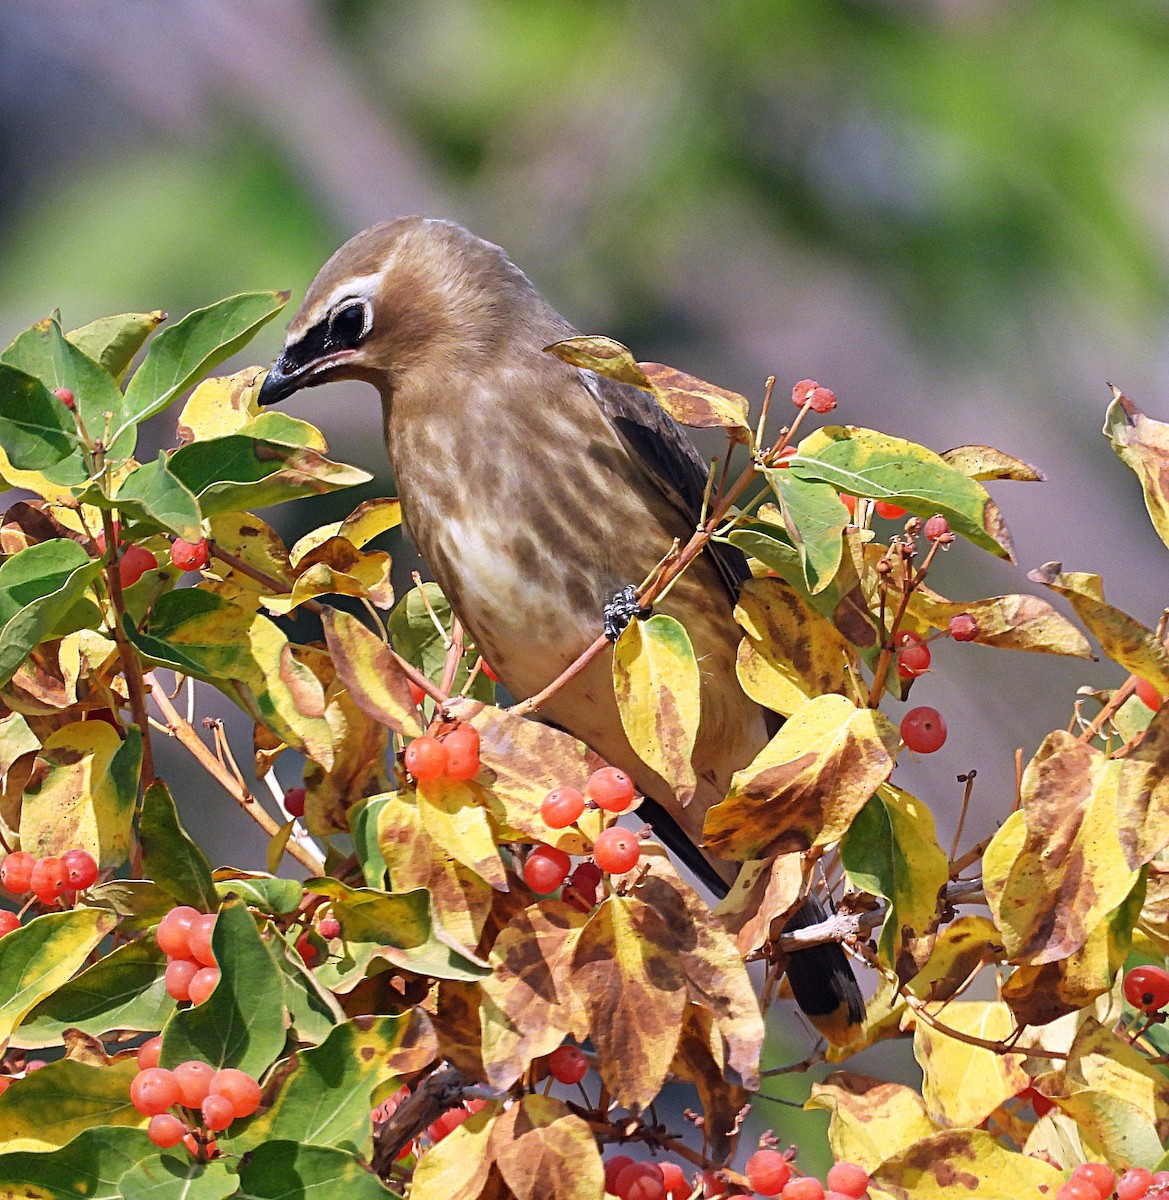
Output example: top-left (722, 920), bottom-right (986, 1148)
top-left (258, 217), bottom-right (862, 1036)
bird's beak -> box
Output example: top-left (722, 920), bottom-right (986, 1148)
top-left (257, 351), bottom-right (306, 407)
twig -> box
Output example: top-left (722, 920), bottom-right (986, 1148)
top-left (902, 989), bottom-right (1067, 1061)
top-left (439, 619), bottom-right (464, 699)
top-left (146, 673), bottom-right (323, 873)
top-left (949, 772), bottom-right (976, 864)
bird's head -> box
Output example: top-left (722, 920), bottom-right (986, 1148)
top-left (257, 216), bottom-right (552, 410)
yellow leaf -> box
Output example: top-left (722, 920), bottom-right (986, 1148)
top-left (613, 614), bottom-right (700, 805)
top-left (488, 1095), bottom-right (604, 1200)
top-left (543, 335), bottom-right (653, 390)
top-left (904, 916), bottom-right (1004, 1002)
top-left (940, 444), bottom-right (1045, 482)
top-left (1116, 707), bottom-right (1169, 870)
top-left (291, 496), bottom-right (403, 564)
top-left (670, 1004), bottom-right (752, 1161)
top-left (639, 362), bottom-right (751, 431)
top-left (411, 1102), bottom-right (498, 1200)
top-left (175, 366), bottom-right (266, 442)
top-left (807, 1072), bottom-right (937, 1173)
top-left (1104, 388), bottom-right (1169, 554)
top-left (714, 851), bottom-right (805, 957)
top-left (417, 777), bottom-right (508, 891)
top-left (912, 1001), bottom-right (1028, 1128)
top-left (704, 693), bottom-right (898, 861)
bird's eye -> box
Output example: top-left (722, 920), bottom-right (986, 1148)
top-left (328, 302), bottom-right (369, 348)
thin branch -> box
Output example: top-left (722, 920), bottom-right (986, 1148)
top-left (371, 1064), bottom-right (472, 1174)
top-left (949, 771), bottom-right (976, 864)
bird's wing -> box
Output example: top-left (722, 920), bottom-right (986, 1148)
top-left (583, 370), bottom-right (751, 602)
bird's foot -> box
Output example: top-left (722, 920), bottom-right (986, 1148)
top-left (603, 584), bottom-right (651, 641)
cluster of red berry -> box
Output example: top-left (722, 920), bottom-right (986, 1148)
top-left (522, 767), bottom-right (643, 899)
top-left (132, 1037), bottom-right (261, 1155)
top-left (1054, 1161), bottom-right (1169, 1200)
top-left (0, 848), bottom-right (99, 926)
top-left (90, 520), bottom-right (211, 588)
top-left (403, 722), bottom-right (481, 783)
top-left (156, 907), bottom-right (220, 1005)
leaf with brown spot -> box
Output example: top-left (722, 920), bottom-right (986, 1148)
top-left (417, 777), bottom-right (508, 892)
top-left (266, 536), bottom-right (394, 614)
top-left (430, 979), bottom-right (486, 1078)
top-left (613, 614), bottom-right (700, 806)
top-left (1137, 859), bottom-right (1169, 953)
top-left (1029, 563), bottom-right (1169, 690)
top-left (638, 362), bottom-right (751, 432)
top-left (207, 511), bottom-right (292, 592)
top-left (871, 1129), bottom-right (1063, 1199)
top-left (489, 1095), bottom-right (604, 1200)
top-left (410, 1102), bottom-right (498, 1200)
top-left (1104, 387), bottom-right (1169, 553)
top-left (735, 576), bottom-right (858, 717)
top-left (1116, 706), bottom-right (1169, 869)
top-left (290, 496), bottom-right (402, 563)
top-left (904, 916), bottom-right (1003, 1003)
top-left (704, 693), bottom-right (899, 861)
top-left (322, 607), bottom-right (424, 739)
top-left (714, 852), bottom-right (805, 957)
top-left (571, 893), bottom-right (687, 1112)
top-left (807, 1072), bottom-right (937, 1174)
top-left (480, 900), bottom-right (589, 1089)
top-left (544, 335), bottom-right (654, 390)
top-left (940, 444), bottom-right (1045, 482)
top-left (983, 732), bottom-right (1140, 963)
top-left (670, 1004), bottom-right (752, 1161)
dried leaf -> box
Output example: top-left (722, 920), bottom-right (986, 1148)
top-left (1103, 387), bottom-right (1169, 553)
top-left (639, 362), bottom-right (751, 431)
top-left (489, 1095), bottom-right (604, 1200)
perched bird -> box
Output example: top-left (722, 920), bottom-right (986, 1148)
top-left (258, 216), bottom-right (863, 1039)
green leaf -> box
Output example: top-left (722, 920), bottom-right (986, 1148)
top-left (13, 938), bottom-right (174, 1049)
top-left (119, 291), bottom-right (289, 438)
top-left (763, 468), bottom-right (849, 594)
top-left (3, 315), bottom-right (133, 462)
top-left (387, 583), bottom-right (493, 703)
top-left (0, 539), bottom-right (106, 686)
top-left (0, 363), bottom-right (77, 471)
top-left (0, 1058), bottom-right (142, 1152)
top-left (118, 1153), bottom-right (238, 1200)
top-left (351, 795), bottom-right (391, 889)
top-left (160, 899), bottom-right (285, 1078)
top-left (105, 457), bottom-right (203, 542)
top-left (793, 425), bottom-right (1015, 560)
top-left (67, 310), bottom-right (167, 382)
top-left (265, 926), bottom-right (345, 1046)
top-left (167, 434), bottom-right (371, 516)
top-left (213, 871), bottom-right (303, 915)
top-left (612, 614), bottom-right (700, 804)
top-left (841, 783), bottom-right (950, 982)
top-left (235, 1141), bottom-right (399, 1200)
top-left (126, 588), bottom-right (238, 678)
top-left (0, 1126), bottom-right (154, 1200)
top-left (229, 1014), bottom-right (435, 1156)
top-left (0, 908), bottom-right (117, 1044)
top-left (139, 780), bottom-right (218, 911)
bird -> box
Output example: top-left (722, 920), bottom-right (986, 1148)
top-left (257, 216), bottom-right (863, 1041)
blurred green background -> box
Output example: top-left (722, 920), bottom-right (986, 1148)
top-left (2, 0), bottom-right (1168, 1171)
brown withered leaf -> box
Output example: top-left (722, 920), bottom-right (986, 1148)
top-left (1138, 859), bottom-right (1169, 953)
top-left (704, 693), bottom-right (898, 861)
top-left (1116, 706), bottom-right (1169, 869)
top-left (1029, 563), bottom-right (1169, 691)
top-left (982, 733), bottom-right (1138, 964)
top-left (489, 1095), bottom-right (604, 1200)
top-left (714, 852), bottom-right (805, 957)
top-left (479, 900), bottom-right (589, 1090)
top-left (1, 500), bottom-right (79, 548)
top-left (544, 335), bottom-right (654, 389)
top-left (735, 576), bottom-right (858, 717)
top-left (430, 980), bottom-right (486, 1078)
top-left (670, 1004), bottom-right (752, 1161)
top-left (1104, 387), bottom-right (1169, 554)
top-left (571, 894), bottom-right (687, 1112)
top-left (266, 535), bottom-right (394, 614)
top-left (939, 444), bottom-right (1045, 482)
top-left (639, 362), bottom-right (751, 432)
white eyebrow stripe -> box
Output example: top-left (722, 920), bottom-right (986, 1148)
top-left (323, 272), bottom-right (385, 311)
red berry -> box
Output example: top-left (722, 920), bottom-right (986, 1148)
top-left (408, 679), bottom-right (427, 708)
top-left (427, 1106), bottom-right (470, 1143)
top-left (896, 634), bottom-right (931, 679)
top-left (188, 966), bottom-right (220, 1006)
top-left (923, 515), bottom-right (951, 541)
top-left (701, 1170), bottom-right (731, 1198)
top-left (593, 827), bottom-right (641, 875)
top-left (948, 613), bottom-right (979, 642)
top-left (61, 849), bottom-right (98, 891)
top-left (29, 856), bottom-right (68, 904)
top-left (1118, 1167), bottom-right (1155, 1200)
top-left (1124, 964), bottom-right (1169, 1012)
top-left (283, 786), bottom-right (306, 819)
top-left (188, 913), bottom-right (217, 967)
top-left (148, 1112), bottom-right (187, 1148)
top-left (296, 931), bottom-right (320, 966)
top-left (772, 444), bottom-right (798, 468)
top-left (318, 915), bottom-right (341, 939)
top-left (1020, 1085), bottom-right (1055, 1117)
top-left (173, 1060), bottom-right (216, 1108)
top-left (53, 387), bottom-right (76, 411)
top-left (481, 660), bottom-right (499, 683)
top-left (564, 860), bottom-right (603, 911)
top-left (0, 911), bottom-right (19, 938)
top-left (170, 537), bottom-right (210, 572)
top-left (792, 379), bottom-right (837, 413)
top-left (746, 1149), bottom-right (793, 1196)
top-left (157, 907), bottom-right (201, 958)
top-left (201, 1092), bottom-right (235, 1131)
top-left (615, 1162), bottom-right (665, 1200)
top-left (605, 1156), bottom-right (635, 1195)
top-left (405, 735), bottom-right (448, 782)
top-left (587, 767), bottom-right (636, 813)
top-left (130, 1067), bottom-right (182, 1116)
top-left (660, 1163), bottom-right (688, 1199)
top-left (840, 493), bottom-right (857, 517)
top-left (523, 844), bottom-right (572, 894)
top-left (1, 851), bottom-right (35, 894)
top-left (442, 724), bottom-right (481, 781)
top-left (541, 786), bottom-right (586, 828)
top-left (118, 545), bottom-right (158, 588)
top-left (780, 1179), bottom-right (826, 1200)
top-left (209, 1067), bottom-right (262, 1119)
top-left (874, 500), bottom-right (907, 520)
top-left (165, 958), bottom-right (199, 1002)
top-left (1057, 1181), bottom-right (1105, 1200)
top-left (900, 706), bottom-right (947, 754)
top-left (1136, 676), bottom-right (1164, 713)
top-left (825, 1162), bottom-right (870, 1198)
top-left (1071, 1163), bottom-right (1116, 1199)
top-left (94, 523), bottom-right (120, 557)
top-left (137, 1036), bottom-right (162, 1071)
top-left (547, 1044), bottom-right (588, 1085)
